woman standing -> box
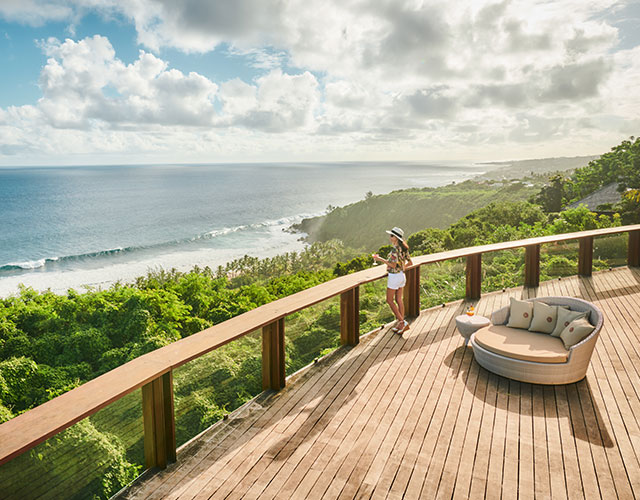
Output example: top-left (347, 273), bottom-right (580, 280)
top-left (373, 227), bottom-right (413, 334)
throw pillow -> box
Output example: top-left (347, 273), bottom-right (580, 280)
top-left (560, 317), bottom-right (595, 349)
top-left (528, 301), bottom-right (558, 334)
top-left (551, 308), bottom-right (587, 337)
top-left (507, 297), bottom-right (533, 329)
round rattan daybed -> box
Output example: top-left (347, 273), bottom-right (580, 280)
top-left (470, 296), bottom-right (604, 385)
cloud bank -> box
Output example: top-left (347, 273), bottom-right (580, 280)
top-left (0, 0), bottom-right (638, 164)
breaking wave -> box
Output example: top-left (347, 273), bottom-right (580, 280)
top-left (0, 213), bottom-right (316, 274)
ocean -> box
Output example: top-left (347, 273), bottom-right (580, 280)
top-left (0, 162), bottom-right (485, 296)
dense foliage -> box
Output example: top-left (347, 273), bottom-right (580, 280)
top-left (570, 136), bottom-right (640, 199)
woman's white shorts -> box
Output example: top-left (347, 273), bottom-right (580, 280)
top-left (387, 271), bottom-right (406, 290)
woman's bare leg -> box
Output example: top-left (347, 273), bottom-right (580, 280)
top-left (386, 287), bottom-right (402, 322)
top-left (395, 287), bottom-right (405, 322)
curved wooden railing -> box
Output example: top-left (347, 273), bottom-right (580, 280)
top-left (1, 224), bottom-right (639, 471)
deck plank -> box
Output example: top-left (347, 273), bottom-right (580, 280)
top-left (324, 313), bottom-right (441, 499)
top-left (280, 313), bottom-right (434, 499)
top-left (369, 306), bottom-right (465, 499)
top-left (445, 289), bottom-right (500, 500)
top-left (422, 289), bottom-right (501, 498)
top-left (117, 268), bottom-right (640, 500)
top-left (576, 272), bottom-right (640, 498)
top-left (382, 306), bottom-right (468, 499)
top-left (331, 311), bottom-right (449, 500)
top-left (349, 309), bottom-right (453, 500)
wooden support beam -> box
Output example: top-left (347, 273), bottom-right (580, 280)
top-left (142, 371), bottom-right (176, 470)
top-left (403, 266), bottom-right (421, 318)
top-left (524, 244), bottom-right (540, 288)
top-left (340, 286), bottom-right (360, 346)
top-left (466, 254), bottom-right (482, 300)
top-left (262, 318), bottom-right (285, 391)
top-left (578, 236), bottom-right (594, 277)
top-left (629, 230), bottom-right (640, 267)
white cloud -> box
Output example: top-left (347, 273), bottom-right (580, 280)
top-left (236, 70), bottom-right (319, 132)
top-left (22, 35), bottom-right (322, 134)
top-left (218, 78), bottom-right (257, 117)
top-left (216, 70), bottom-right (321, 132)
top-left (0, 0), bottom-right (72, 26)
top-left (33, 35), bottom-right (219, 128)
top-left (225, 46), bottom-right (287, 70)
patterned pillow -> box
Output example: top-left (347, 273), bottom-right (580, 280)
top-left (528, 301), bottom-right (559, 334)
top-left (507, 297), bottom-right (533, 329)
top-left (551, 308), bottom-right (587, 337)
top-left (560, 317), bottom-right (595, 348)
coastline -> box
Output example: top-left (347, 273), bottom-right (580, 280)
top-left (0, 219), bottom-right (308, 298)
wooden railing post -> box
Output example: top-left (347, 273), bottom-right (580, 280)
top-left (340, 286), bottom-right (360, 346)
top-left (403, 266), bottom-right (421, 318)
top-left (262, 318), bottom-right (285, 391)
top-left (578, 236), bottom-right (594, 276)
top-left (466, 254), bottom-right (482, 300)
top-left (524, 244), bottom-right (540, 287)
top-left (142, 371), bottom-right (176, 470)
top-left (629, 230), bottom-right (640, 267)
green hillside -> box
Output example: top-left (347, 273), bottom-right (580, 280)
top-left (292, 179), bottom-right (540, 250)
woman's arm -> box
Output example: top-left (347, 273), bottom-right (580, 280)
top-left (373, 254), bottom-right (397, 268)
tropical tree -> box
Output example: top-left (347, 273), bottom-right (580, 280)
top-left (533, 174), bottom-right (568, 212)
top-left (625, 189), bottom-right (640, 202)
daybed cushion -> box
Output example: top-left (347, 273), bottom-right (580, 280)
top-left (560, 317), bottom-right (595, 349)
top-left (506, 298), bottom-right (533, 329)
top-left (551, 308), bottom-right (587, 337)
top-left (474, 324), bottom-right (569, 364)
top-left (528, 301), bottom-right (559, 334)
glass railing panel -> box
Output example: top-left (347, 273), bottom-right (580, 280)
top-left (285, 295), bottom-right (341, 375)
top-left (420, 258), bottom-right (466, 308)
top-left (541, 240), bottom-right (579, 280)
top-left (359, 279), bottom-right (394, 333)
top-left (482, 248), bottom-right (526, 292)
top-left (172, 329), bottom-right (261, 448)
top-left (0, 389), bottom-right (144, 500)
top-left (593, 234), bottom-right (627, 270)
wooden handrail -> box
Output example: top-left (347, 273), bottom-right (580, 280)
top-left (409, 224), bottom-right (640, 266)
top-left (1, 223), bottom-right (640, 468)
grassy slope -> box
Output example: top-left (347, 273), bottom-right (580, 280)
top-left (293, 179), bottom-right (540, 250)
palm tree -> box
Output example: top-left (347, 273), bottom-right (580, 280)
top-left (625, 189), bottom-right (640, 203)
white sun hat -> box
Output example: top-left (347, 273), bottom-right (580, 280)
top-left (385, 227), bottom-right (405, 241)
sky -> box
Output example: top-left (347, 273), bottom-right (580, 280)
top-left (0, 0), bottom-right (639, 166)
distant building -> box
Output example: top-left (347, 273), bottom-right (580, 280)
top-left (567, 182), bottom-right (622, 214)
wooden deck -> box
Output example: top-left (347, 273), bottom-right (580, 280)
top-left (120, 267), bottom-right (640, 499)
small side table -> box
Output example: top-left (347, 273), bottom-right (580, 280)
top-left (455, 314), bottom-right (490, 346)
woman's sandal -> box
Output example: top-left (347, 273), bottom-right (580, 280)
top-left (398, 320), bottom-right (410, 334)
